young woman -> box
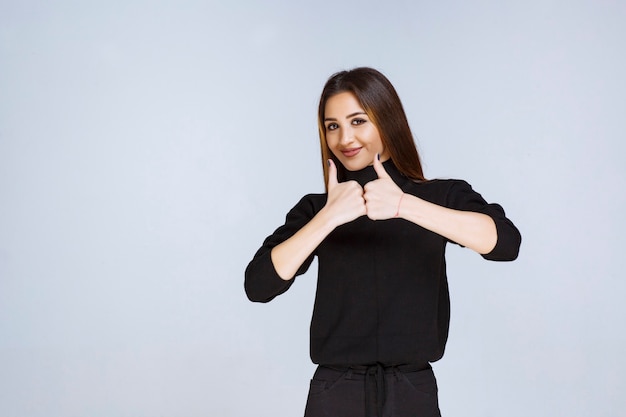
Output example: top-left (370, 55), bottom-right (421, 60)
top-left (245, 67), bottom-right (521, 417)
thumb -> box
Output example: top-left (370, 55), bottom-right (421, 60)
top-left (327, 159), bottom-right (338, 189)
top-left (373, 154), bottom-right (390, 179)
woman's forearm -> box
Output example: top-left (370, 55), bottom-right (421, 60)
top-left (270, 208), bottom-right (337, 280)
top-left (398, 194), bottom-right (498, 255)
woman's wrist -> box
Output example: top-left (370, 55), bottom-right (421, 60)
top-left (394, 193), bottom-right (405, 218)
top-left (316, 205), bottom-right (341, 232)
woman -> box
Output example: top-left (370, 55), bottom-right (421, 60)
top-left (245, 67), bottom-right (521, 417)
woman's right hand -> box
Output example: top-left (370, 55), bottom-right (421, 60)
top-left (322, 159), bottom-right (367, 228)
top-left (270, 159), bottom-right (366, 281)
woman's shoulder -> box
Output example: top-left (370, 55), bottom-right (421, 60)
top-left (407, 178), bottom-right (470, 192)
top-left (286, 192), bottom-right (327, 214)
top-left (297, 192), bottom-right (327, 203)
top-left (416, 178), bottom-right (469, 185)
top-left (405, 178), bottom-right (476, 205)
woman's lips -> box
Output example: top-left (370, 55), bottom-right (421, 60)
top-left (341, 147), bottom-right (362, 157)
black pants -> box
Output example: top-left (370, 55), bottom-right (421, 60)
top-left (304, 364), bottom-right (441, 417)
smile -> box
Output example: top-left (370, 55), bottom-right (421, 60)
top-left (341, 147), bottom-right (362, 157)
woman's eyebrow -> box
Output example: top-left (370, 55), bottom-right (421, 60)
top-left (324, 112), bottom-right (367, 122)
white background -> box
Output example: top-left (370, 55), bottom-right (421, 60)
top-left (1, 1), bottom-right (624, 416)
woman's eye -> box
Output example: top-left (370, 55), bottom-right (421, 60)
top-left (352, 118), bottom-right (366, 125)
top-left (326, 123), bottom-right (338, 131)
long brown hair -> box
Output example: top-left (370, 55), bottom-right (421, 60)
top-left (318, 67), bottom-right (425, 190)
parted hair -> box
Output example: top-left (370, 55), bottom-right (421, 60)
top-left (317, 67), bottom-right (426, 190)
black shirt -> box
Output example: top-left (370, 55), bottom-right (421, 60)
top-left (245, 160), bottom-right (521, 366)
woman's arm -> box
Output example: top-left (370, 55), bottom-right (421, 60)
top-left (396, 196), bottom-right (497, 254)
top-left (245, 160), bottom-right (367, 302)
top-left (270, 207), bottom-right (336, 280)
top-left (364, 156), bottom-right (514, 257)
top-left (271, 159), bottom-right (366, 280)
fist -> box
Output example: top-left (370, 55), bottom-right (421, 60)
top-left (363, 155), bottom-right (404, 220)
top-left (325, 159), bottom-right (367, 227)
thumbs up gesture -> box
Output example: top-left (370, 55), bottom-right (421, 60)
top-left (364, 155), bottom-right (405, 220)
top-left (323, 159), bottom-right (367, 228)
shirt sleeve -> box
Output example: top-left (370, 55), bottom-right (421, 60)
top-left (445, 180), bottom-right (522, 261)
top-left (244, 194), bottom-right (320, 302)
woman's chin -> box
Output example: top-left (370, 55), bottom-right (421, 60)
top-left (337, 155), bottom-right (373, 172)
top-left (342, 161), bottom-right (369, 171)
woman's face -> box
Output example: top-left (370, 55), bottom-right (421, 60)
top-left (323, 92), bottom-right (390, 171)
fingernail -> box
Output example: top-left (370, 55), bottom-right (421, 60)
top-left (377, 153), bottom-right (380, 160)
top-left (327, 159), bottom-right (331, 167)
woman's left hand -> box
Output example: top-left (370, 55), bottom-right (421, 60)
top-left (363, 155), bottom-right (405, 220)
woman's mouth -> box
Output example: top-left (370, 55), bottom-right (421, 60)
top-left (341, 147), bottom-right (362, 157)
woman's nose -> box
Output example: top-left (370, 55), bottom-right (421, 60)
top-left (340, 127), bottom-right (353, 144)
